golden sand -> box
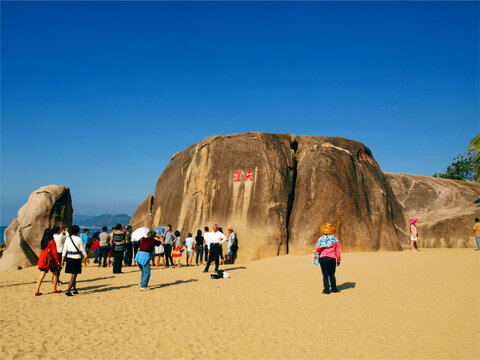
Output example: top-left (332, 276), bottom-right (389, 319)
top-left (1, 249), bottom-right (479, 359)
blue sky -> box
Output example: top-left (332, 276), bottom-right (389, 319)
top-left (1, 1), bottom-right (479, 225)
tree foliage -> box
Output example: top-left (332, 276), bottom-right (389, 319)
top-left (433, 149), bottom-right (478, 182)
top-left (468, 134), bottom-right (480, 181)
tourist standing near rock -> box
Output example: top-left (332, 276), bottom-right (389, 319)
top-left (203, 224), bottom-right (227, 273)
top-left (172, 230), bottom-right (183, 267)
top-left (81, 229), bottom-right (90, 255)
top-left (316, 223), bottom-right (341, 294)
top-left (226, 228), bottom-right (237, 264)
top-left (472, 218), bottom-right (480, 250)
top-left (163, 225), bottom-right (175, 268)
top-left (203, 227), bottom-right (210, 263)
top-left (35, 229), bottom-right (61, 296)
top-left (124, 226), bottom-right (133, 266)
top-left (134, 229), bottom-right (161, 290)
top-left (410, 218), bottom-right (419, 252)
top-left (184, 233), bottom-right (194, 266)
top-left (112, 224), bottom-right (126, 274)
top-left (62, 225), bottom-right (89, 296)
top-left (98, 227), bottom-right (109, 267)
top-left (53, 226), bottom-right (67, 284)
top-left (194, 229), bottom-right (204, 266)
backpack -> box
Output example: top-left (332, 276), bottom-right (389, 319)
top-left (44, 241), bottom-right (59, 272)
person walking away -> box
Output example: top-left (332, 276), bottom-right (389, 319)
top-left (113, 224), bottom-right (126, 274)
top-left (91, 234), bottom-right (100, 264)
top-left (316, 222), bottom-right (341, 294)
top-left (410, 218), bottom-right (419, 252)
top-left (184, 233), bottom-right (195, 266)
top-left (163, 225), bottom-right (175, 268)
top-left (98, 226), bottom-right (109, 267)
top-left (204, 224), bottom-right (227, 273)
top-left (203, 227), bottom-right (210, 263)
top-left (53, 226), bottom-right (68, 284)
top-left (124, 226), bottom-right (133, 266)
top-left (226, 228), bottom-right (237, 264)
top-left (472, 218), bottom-right (480, 250)
top-left (134, 229), bottom-right (161, 290)
top-left (194, 229), bottom-right (204, 266)
top-left (62, 225), bottom-right (89, 296)
top-left (172, 230), bottom-right (183, 267)
top-left (35, 228), bottom-right (61, 296)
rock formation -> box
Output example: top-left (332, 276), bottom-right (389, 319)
top-left (386, 173), bottom-right (480, 248)
top-left (131, 132), bottom-right (405, 260)
top-left (0, 185), bottom-right (73, 271)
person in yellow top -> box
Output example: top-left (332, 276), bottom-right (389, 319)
top-left (472, 218), bottom-right (480, 251)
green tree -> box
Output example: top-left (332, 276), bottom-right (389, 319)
top-left (433, 149), bottom-right (478, 181)
top-left (468, 134), bottom-right (480, 181)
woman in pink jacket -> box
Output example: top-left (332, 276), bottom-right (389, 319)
top-left (316, 223), bottom-right (341, 294)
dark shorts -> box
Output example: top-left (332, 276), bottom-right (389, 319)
top-left (65, 257), bottom-right (82, 274)
top-left (39, 268), bottom-right (49, 273)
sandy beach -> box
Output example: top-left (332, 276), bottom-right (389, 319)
top-left (0, 249), bottom-right (479, 360)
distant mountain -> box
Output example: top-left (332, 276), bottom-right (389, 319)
top-left (73, 214), bottom-right (131, 227)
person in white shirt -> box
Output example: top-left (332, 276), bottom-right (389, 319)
top-left (184, 233), bottom-right (195, 266)
top-left (203, 224), bottom-right (227, 273)
top-left (53, 226), bottom-right (68, 284)
top-left (62, 225), bottom-right (89, 296)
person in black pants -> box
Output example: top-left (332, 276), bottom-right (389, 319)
top-left (123, 226), bottom-right (133, 266)
top-left (204, 224), bottom-right (226, 273)
top-left (316, 222), bottom-right (341, 294)
top-left (203, 227), bottom-right (209, 263)
top-left (163, 224), bottom-right (175, 268)
top-left (194, 229), bottom-right (204, 266)
top-left (112, 223), bottom-right (126, 274)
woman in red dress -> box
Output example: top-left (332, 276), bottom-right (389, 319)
top-left (35, 228), bottom-right (61, 296)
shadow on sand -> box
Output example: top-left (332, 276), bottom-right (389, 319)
top-left (81, 283), bottom-right (138, 294)
top-left (149, 278), bottom-right (198, 290)
top-left (221, 266), bottom-right (247, 272)
top-left (337, 282), bottom-right (356, 291)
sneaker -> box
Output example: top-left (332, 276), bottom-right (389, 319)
top-left (72, 290), bottom-right (79, 295)
top-left (140, 287), bottom-right (148, 291)
top-left (65, 291), bottom-right (73, 296)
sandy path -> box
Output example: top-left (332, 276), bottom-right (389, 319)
top-left (1, 249), bottom-right (479, 359)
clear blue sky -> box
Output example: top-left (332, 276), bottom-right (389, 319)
top-left (1, 1), bottom-right (479, 226)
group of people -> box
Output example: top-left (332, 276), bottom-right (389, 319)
top-left (35, 222), bottom-right (239, 294)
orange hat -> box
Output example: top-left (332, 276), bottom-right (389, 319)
top-left (320, 222), bottom-right (336, 235)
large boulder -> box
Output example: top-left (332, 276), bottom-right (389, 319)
top-left (386, 173), bottom-right (480, 248)
top-left (0, 185), bottom-right (73, 271)
top-left (288, 137), bottom-right (405, 254)
top-left (132, 132), bottom-right (405, 261)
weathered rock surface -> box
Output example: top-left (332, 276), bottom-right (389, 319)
top-left (0, 185), bottom-right (73, 271)
top-left (132, 132), bottom-right (405, 260)
top-left (130, 194), bottom-right (154, 230)
top-left (386, 173), bottom-right (480, 248)
top-left (288, 137), bottom-right (405, 254)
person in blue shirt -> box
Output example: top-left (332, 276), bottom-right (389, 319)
top-left (227, 228), bottom-right (237, 264)
top-left (81, 229), bottom-right (90, 257)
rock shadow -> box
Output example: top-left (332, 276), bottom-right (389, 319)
top-left (337, 282), bottom-right (356, 291)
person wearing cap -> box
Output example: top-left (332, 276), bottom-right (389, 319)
top-left (226, 228), bottom-right (237, 264)
top-left (409, 218), bottom-right (419, 252)
top-left (203, 224), bottom-right (227, 273)
top-left (472, 218), bottom-right (480, 250)
top-left (134, 229), bottom-right (161, 290)
top-left (315, 222), bottom-right (341, 294)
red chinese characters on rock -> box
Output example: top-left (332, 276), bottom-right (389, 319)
top-left (233, 171), bottom-right (255, 183)
top-left (358, 152), bottom-right (376, 164)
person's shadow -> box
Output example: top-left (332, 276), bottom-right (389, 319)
top-left (149, 279), bottom-right (198, 290)
top-left (337, 282), bottom-right (356, 291)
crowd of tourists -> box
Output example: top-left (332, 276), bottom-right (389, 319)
top-left (34, 222), bottom-right (239, 295)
